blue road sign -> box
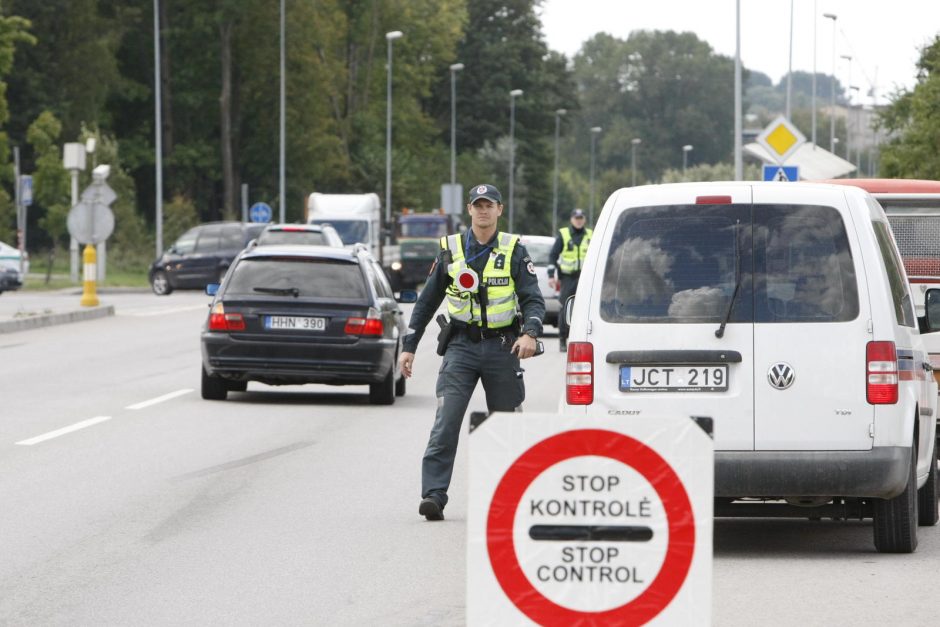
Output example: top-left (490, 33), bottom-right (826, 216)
top-left (249, 201), bottom-right (273, 223)
top-left (762, 165), bottom-right (799, 182)
top-left (20, 175), bottom-right (33, 206)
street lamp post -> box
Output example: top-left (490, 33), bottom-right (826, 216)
top-left (449, 63), bottom-right (464, 185)
top-left (508, 88), bottom-right (523, 233)
top-left (682, 144), bottom-right (693, 178)
top-left (552, 108), bottom-right (566, 236)
top-left (823, 12), bottom-right (838, 152)
top-left (631, 137), bottom-right (642, 187)
top-left (849, 84), bottom-right (860, 166)
top-left (840, 53), bottom-right (853, 159)
top-left (385, 30), bottom-right (403, 259)
top-left (734, 0), bottom-right (742, 180)
top-left (589, 126), bottom-right (602, 226)
top-left (812, 0), bottom-right (818, 148)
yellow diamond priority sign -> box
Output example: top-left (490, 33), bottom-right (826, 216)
top-left (756, 115), bottom-right (806, 164)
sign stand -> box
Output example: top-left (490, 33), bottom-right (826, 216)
top-left (468, 412), bottom-right (713, 626)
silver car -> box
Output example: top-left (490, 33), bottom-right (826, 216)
top-left (519, 234), bottom-right (560, 328)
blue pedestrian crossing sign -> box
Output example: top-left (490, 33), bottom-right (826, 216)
top-left (249, 202), bottom-right (273, 223)
top-left (763, 165), bottom-right (800, 182)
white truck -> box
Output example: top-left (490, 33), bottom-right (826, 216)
top-left (305, 192), bottom-right (399, 267)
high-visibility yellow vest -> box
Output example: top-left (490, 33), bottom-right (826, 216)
top-left (558, 226), bottom-right (592, 274)
top-left (441, 232), bottom-right (518, 328)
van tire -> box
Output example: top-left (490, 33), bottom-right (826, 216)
top-left (370, 368), bottom-right (395, 405)
top-left (917, 443), bottom-right (939, 526)
top-left (873, 447), bottom-right (919, 553)
top-left (201, 367), bottom-right (228, 401)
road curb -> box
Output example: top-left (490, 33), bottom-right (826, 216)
top-left (0, 305), bottom-right (115, 334)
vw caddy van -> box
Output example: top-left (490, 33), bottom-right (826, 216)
top-left (563, 182), bottom-right (939, 553)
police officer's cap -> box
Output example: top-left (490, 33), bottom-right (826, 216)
top-left (469, 184), bottom-right (502, 204)
top-left (571, 208), bottom-right (586, 218)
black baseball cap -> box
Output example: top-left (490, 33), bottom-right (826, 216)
top-left (571, 208), bottom-right (585, 218)
top-left (469, 183), bottom-right (502, 204)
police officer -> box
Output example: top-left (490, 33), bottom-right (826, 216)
top-left (548, 208), bottom-right (592, 351)
top-left (398, 183), bottom-right (545, 521)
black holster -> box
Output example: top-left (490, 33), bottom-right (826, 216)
top-left (435, 314), bottom-right (455, 356)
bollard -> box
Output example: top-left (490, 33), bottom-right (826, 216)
top-left (80, 244), bottom-right (99, 307)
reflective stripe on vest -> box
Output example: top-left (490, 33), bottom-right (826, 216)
top-left (558, 226), bottom-right (592, 274)
top-left (443, 232), bottom-right (519, 328)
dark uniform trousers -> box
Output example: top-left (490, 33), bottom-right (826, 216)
top-left (422, 331), bottom-right (525, 507)
top-left (558, 271), bottom-right (580, 340)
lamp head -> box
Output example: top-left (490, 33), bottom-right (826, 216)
top-left (386, 30), bottom-right (403, 40)
top-left (555, 108), bottom-right (567, 116)
top-left (822, 12), bottom-right (837, 20)
top-left (591, 126), bottom-right (602, 134)
top-left (683, 144), bottom-right (693, 151)
top-left (510, 89), bottom-right (523, 98)
top-left (92, 164), bottom-right (111, 182)
top-left (631, 138), bottom-right (642, 146)
top-left (449, 62), bottom-right (464, 71)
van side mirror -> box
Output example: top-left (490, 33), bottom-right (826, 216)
top-left (564, 295), bottom-right (575, 326)
top-left (925, 289), bottom-right (940, 332)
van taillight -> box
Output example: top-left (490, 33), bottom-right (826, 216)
top-left (208, 303), bottom-right (245, 331)
top-left (867, 341), bottom-right (898, 404)
top-left (566, 342), bottom-right (594, 405)
top-left (696, 195), bottom-right (732, 205)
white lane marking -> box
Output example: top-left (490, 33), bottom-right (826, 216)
top-left (125, 388), bottom-right (194, 410)
top-left (16, 416), bottom-right (112, 446)
top-left (120, 305), bottom-right (207, 317)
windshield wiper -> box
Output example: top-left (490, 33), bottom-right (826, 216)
top-left (716, 221), bottom-right (741, 339)
top-left (253, 286), bottom-right (300, 297)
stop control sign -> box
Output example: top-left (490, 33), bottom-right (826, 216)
top-left (468, 413), bottom-right (713, 626)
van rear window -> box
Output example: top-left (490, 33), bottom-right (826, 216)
top-left (599, 204), bottom-right (858, 324)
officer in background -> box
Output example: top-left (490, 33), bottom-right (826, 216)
top-left (398, 183), bottom-right (545, 521)
top-left (548, 208), bottom-right (592, 351)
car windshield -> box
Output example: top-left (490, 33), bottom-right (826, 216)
top-left (401, 220), bottom-right (449, 238)
top-left (225, 257), bottom-right (368, 300)
top-left (310, 220), bottom-right (368, 246)
top-left (523, 240), bottom-right (552, 265)
top-left (256, 230), bottom-right (329, 246)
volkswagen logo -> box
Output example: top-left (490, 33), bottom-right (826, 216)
top-left (767, 363), bottom-right (795, 390)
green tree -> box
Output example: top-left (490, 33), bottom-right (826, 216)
top-left (0, 5), bottom-right (33, 243)
top-left (877, 36), bottom-right (940, 179)
top-left (572, 31), bottom-right (737, 184)
top-left (27, 111), bottom-right (69, 282)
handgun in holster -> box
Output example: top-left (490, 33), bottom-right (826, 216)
top-left (435, 313), bottom-right (455, 356)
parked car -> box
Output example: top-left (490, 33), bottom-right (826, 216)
top-left (0, 240), bottom-right (28, 293)
top-left (149, 222), bottom-right (265, 295)
top-left (519, 234), bottom-right (561, 327)
top-left (251, 223), bottom-right (344, 248)
top-left (563, 181), bottom-right (939, 553)
top-left (200, 244), bottom-right (416, 403)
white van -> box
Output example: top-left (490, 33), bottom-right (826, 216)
top-left (563, 182), bottom-right (939, 553)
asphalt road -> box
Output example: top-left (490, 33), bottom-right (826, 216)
top-left (1, 291), bottom-right (939, 625)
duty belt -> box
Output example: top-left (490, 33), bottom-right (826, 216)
top-left (456, 324), bottom-right (516, 342)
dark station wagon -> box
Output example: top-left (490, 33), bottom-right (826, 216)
top-left (200, 244), bottom-right (416, 403)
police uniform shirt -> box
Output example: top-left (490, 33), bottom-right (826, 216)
top-left (402, 231), bottom-right (545, 353)
top-left (548, 225), bottom-right (587, 279)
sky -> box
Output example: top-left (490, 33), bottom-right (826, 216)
top-left (539, 0), bottom-right (940, 107)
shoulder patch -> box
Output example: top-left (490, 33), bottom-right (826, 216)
top-left (526, 261), bottom-right (536, 276)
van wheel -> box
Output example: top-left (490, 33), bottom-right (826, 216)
top-left (151, 271), bottom-right (172, 295)
top-left (201, 367), bottom-right (228, 401)
top-left (395, 371), bottom-right (406, 397)
top-left (917, 443), bottom-right (939, 526)
top-left (873, 447), bottom-right (919, 553)
top-left (370, 368), bottom-right (395, 405)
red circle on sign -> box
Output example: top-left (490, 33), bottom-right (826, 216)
top-left (486, 429), bottom-right (695, 626)
top-left (457, 270), bottom-right (477, 289)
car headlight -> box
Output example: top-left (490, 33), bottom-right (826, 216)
top-left (391, 261), bottom-right (402, 271)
